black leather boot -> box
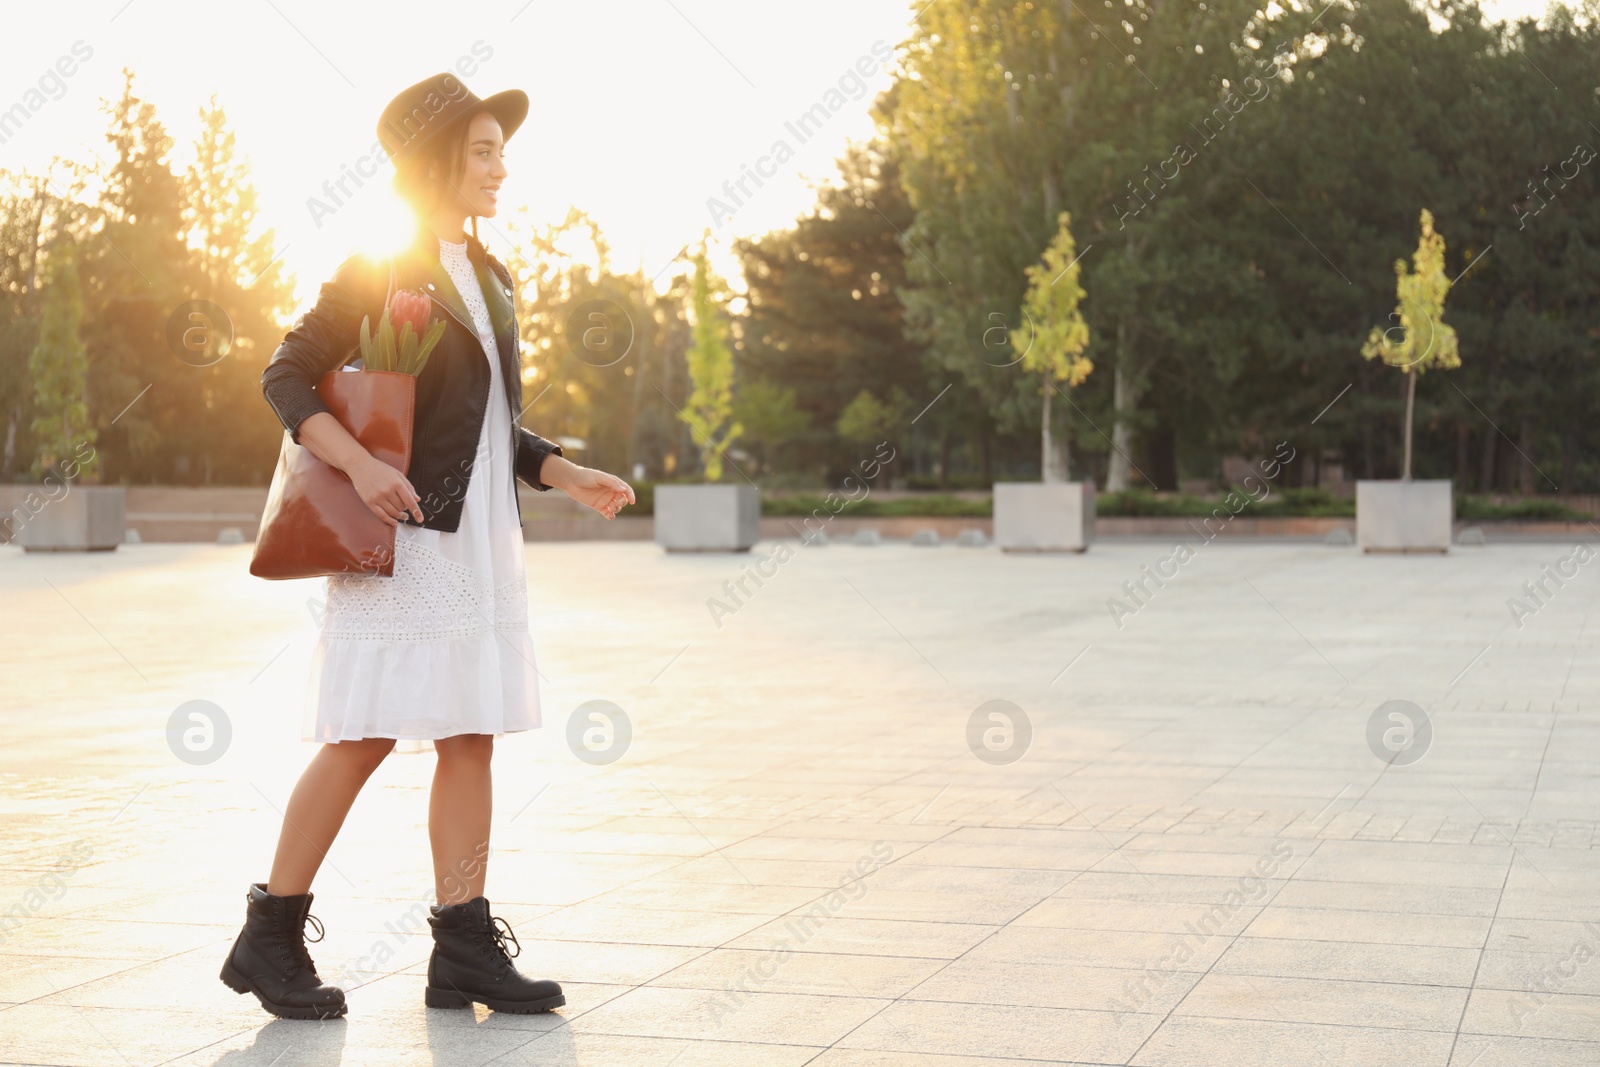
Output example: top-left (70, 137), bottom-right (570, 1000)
top-left (219, 882), bottom-right (347, 1020)
top-left (424, 896), bottom-right (564, 1013)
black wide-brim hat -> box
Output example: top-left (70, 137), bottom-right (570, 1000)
top-left (377, 73), bottom-right (528, 170)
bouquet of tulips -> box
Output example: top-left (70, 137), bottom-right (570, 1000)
top-left (358, 289), bottom-right (447, 375)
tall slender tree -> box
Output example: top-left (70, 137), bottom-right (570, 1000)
top-left (0, 176), bottom-right (48, 481)
top-left (28, 243), bottom-right (96, 481)
top-left (1361, 208), bottom-right (1461, 480)
top-left (1021, 211), bottom-right (1092, 482)
top-left (680, 237), bottom-right (742, 481)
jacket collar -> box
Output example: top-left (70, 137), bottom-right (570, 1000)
top-left (389, 215), bottom-right (517, 373)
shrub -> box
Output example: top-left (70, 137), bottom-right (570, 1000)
top-left (1456, 495), bottom-right (1587, 521)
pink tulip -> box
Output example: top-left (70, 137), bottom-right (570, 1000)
top-left (388, 289), bottom-right (432, 337)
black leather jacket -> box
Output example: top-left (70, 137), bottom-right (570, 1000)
top-left (260, 217), bottom-right (562, 532)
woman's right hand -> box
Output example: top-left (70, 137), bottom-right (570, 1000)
top-left (348, 453), bottom-right (424, 526)
top-left (292, 410), bottom-right (423, 526)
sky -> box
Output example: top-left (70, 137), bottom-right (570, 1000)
top-left (1, 0), bottom-right (1559, 312)
top-left (1, 0), bottom-right (915, 308)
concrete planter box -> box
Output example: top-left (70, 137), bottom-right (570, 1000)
top-left (17, 485), bottom-right (126, 551)
top-left (993, 481), bottom-right (1094, 552)
top-left (655, 483), bottom-right (760, 552)
top-left (1356, 480), bottom-right (1452, 553)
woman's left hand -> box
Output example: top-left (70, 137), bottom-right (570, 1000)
top-left (564, 466), bottom-right (636, 520)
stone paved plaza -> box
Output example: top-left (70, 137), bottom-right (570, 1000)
top-left (2, 536), bottom-right (1597, 1066)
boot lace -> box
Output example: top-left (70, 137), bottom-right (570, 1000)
top-left (280, 909), bottom-right (325, 976)
top-left (482, 913), bottom-right (521, 968)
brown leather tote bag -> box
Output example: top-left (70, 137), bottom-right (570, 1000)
top-left (250, 261), bottom-right (417, 580)
top-left (249, 369), bottom-right (416, 580)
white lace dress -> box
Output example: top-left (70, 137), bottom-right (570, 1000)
top-left (301, 236), bottom-right (543, 753)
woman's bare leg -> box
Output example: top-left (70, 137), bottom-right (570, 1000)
top-left (430, 733), bottom-right (494, 905)
top-left (266, 737), bottom-right (396, 896)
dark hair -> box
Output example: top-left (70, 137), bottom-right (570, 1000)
top-left (391, 107), bottom-right (488, 239)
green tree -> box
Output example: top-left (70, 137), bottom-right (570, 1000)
top-left (9, 74), bottom-right (300, 489)
top-left (181, 93), bottom-right (297, 484)
top-left (1361, 208), bottom-right (1461, 481)
top-left (507, 206), bottom-right (665, 477)
top-left (1, 162), bottom-right (98, 482)
top-left (28, 244), bottom-right (97, 481)
top-left (0, 175), bottom-right (49, 482)
top-left (837, 386), bottom-right (914, 443)
top-left (734, 379), bottom-right (810, 475)
top-left (736, 139), bottom-right (928, 482)
top-left (884, 0), bottom-right (1280, 488)
top-left (680, 238), bottom-right (742, 481)
top-left (1021, 211), bottom-right (1092, 481)
top-left (885, 0), bottom-right (1075, 477)
top-left (79, 69), bottom-right (198, 484)
top-left (1445, 6), bottom-right (1600, 493)
top-left (1214, 0), bottom-right (1490, 487)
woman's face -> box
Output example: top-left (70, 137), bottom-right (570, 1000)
top-left (453, 110), bottom-right (507, 218)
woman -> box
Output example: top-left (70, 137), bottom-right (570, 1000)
top-left (220, 73), bottom-right (634, 1021)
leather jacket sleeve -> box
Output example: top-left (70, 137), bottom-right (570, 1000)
top-left (514, 427), bottom-right (563, 491)
top-left (261, 253), bottom-right (383, 444)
